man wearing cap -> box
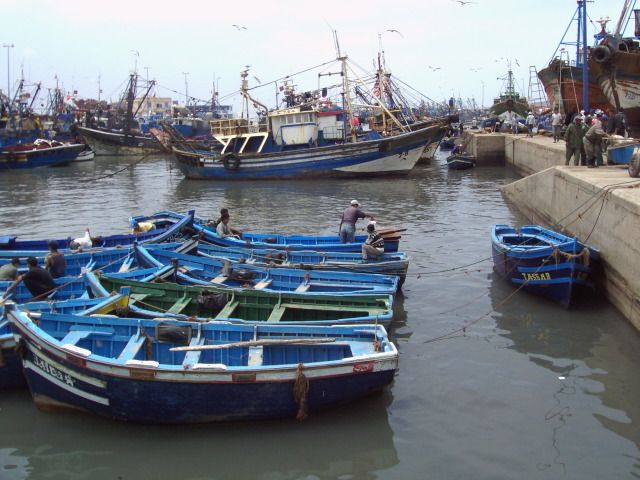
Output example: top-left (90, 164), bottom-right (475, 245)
top-left (339, 200), bottom-right (375, 243)
top-left (525, 111), bottom-right (536, 137)
top-left (564, 116), bottom-right (587, 166)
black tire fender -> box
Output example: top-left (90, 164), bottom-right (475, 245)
top-left (592, 45), bottom-right (612, 64)
top-left (222, 153), bottom-right (241, 170)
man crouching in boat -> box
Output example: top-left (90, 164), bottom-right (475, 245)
top-left (216, 212), bottom-right (241, 239)
top-left (362, 223), bottom-right (384, 261)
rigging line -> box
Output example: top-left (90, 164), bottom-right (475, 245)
top-left (78, 152), bottom-right (155, 183)
top-left (584, 190), bottom-right (609, 242)
top-left (422, 254), bottom-right (556, 345)
top-left (245, 59), bottom-right (338, 92)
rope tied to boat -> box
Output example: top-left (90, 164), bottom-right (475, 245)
top-left (552, 246), bottom-right (590, 268)
top-left (292, 363), bottom-right (309, 421)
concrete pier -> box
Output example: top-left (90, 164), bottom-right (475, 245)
top-left (465, 131), bottom-right (640, 329)
top-left (502, 167), bottom-right (640, 329)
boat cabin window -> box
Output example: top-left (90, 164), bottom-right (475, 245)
top-left (244, 135), bottom-right (265, 153)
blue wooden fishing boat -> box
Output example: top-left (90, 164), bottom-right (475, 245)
top-left (6, 304), bottom-right (398, 423)
top-left (0, 292), bottom-right (130, 389)
top-left (446, 153), bottom-right (476, 170)
top-left (491, 224), bottom-right (600, 307)
top-left (0, 210), bottom-right (195, 252)
top-left (0, 140), bottom-right (85, 170)
top-left (137, 211), bottom-right (401, 253)
top-left (135, 245), bottom-right (400, 295)
top-left (171, 241), bottom-right (409, 282)
top-left (166, 59), bottom-right (446, 180)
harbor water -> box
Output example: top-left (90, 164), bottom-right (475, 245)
top-left (1, 151), bottom-right (639, 479)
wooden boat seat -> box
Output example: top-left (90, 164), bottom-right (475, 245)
top-left (130, 293), bottom-right (150, 303)
top-left (211, 275), bottom-right (227, 284)
top-left (182, 336), bottom-right (205, 367)
top-left (278, 302), bottom-right (368, 313)
top-left (117, 331), bottom-right (146, 362)
top-left (266, 305), bottom-right (286, 323)
top-left (254, 279), bottom-right (272, 290)
top-left (166, 296), bottom-right (192, 314)
top-left (348, 343), bottom-right (373, 358)
top-left (295, 284), bottom-right (310, 293)
top-left (248, 346), bottom-right (263, 366)
top-left (214, 300), bottom-right (239, 319)
top-left (61, 325), bottom-right (115, 346)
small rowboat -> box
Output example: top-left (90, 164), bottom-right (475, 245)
top-left (134, 211), bottom-right (403, 253)
top-left (446, 153), bottom-right (476, 170)
top-left (0, 210), bottom-right (195, 252)
top-left (94, 273), bottom-right (394, 326)
top-left (6, 304), bottom-right (399, 423)
top-left (491, 224), bottom-right (600, 307)
top-left (134, 244), bottom-right (400, 295)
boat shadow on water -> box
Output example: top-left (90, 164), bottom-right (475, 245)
top-left (0, 388), bottom-right (398, 479)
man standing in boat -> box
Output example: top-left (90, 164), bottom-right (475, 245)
top-left (339, 200), bottom-right (375, 243)
top-left (2, 256), bottom-right (57, 301)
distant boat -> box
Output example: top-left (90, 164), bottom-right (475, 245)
top-left (167, 58), bottom-right (447, 180)
top-left (491, 224), bottom-right (600, 307)
top-left (6, 304), bottom-right (399, 423)
top-left (490, 69), bottom-right (530, 118)
top-left (77, 74), bottom-right (162, 156)
top-left (446, 153), bottom-right (476, 170)
top-left (0, 140), bottom-right (85, 170)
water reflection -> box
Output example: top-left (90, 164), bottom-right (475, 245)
top-left (0, 389), bottom-right (397, 480)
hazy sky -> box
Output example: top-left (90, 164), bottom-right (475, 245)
top-left (1, 0), bottom-right (628, 111)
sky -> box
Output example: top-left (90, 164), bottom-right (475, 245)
top-left (1, 0), bottom-right (629, 112)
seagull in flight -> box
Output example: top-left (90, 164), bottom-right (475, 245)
top-left (232, 24), bottom-right (247, 30)
top-left (453, 0), bottom-right (478, 4)
top-left (427, 66), bottom-right (441, 71)
top-left (252, 75), bottom-right (261, 84)
top-left (385, 29), bottom-right (404, 37)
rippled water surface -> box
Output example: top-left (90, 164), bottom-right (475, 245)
top-left (1, 152), bottom-right (639, 479)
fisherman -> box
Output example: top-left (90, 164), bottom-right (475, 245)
top-left (609, 109), bottom-right (628, 137)
top-left (0, 258), bottom-right (20, 281)
top-left (525, 111), bottom-right (536, 137)
top-left (551, 107), bottom-right (563, 142)
top-left (564, 116), bottom-right (587, 166)
top-left (69, 228), bottom-right (103, 250)
top-left (339, 200), bottom-right (375, 244)
top-left (362, 223), bottom-right (385, 260)
top-left (44, 240), bottom-right (67, 278)
top-left (583, 119), bottom-right (608, 168)
top-left (2, 256), bottom-right (56, 301)
top-left (210, 208), bottom-right (242, 237)
top-left (132, 221), bottom-right (156, 234)
top-left (216, 212), bottom-right (241, 239)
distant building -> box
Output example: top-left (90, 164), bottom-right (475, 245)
top-left (132, 96), bottom-right (173, 117)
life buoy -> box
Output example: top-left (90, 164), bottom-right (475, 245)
top-left (592, 45), bottom-right (612, 64)
top-left (628, 152), bottom-right (640, 178)
top-left (222, 153), bottom-right (241, 170)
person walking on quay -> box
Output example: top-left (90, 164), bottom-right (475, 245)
top-left (362, 223), bottom-right (385, 260)
top-left (551, 108), bottom-right (563, 142)
top-left (339, 200), bottom-right (374, 244)
top-left (525, 111), bottom-right (536, 137)
top-left (583, 120), bottom-right (608, 168)
top-left (44, 240), bottom-right (66, 279)
top-left (564, 116), bottom-right (587, 166)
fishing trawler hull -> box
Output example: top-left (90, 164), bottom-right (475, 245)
top-left (77, 127), bottom-right (161, 156)
top-left (173, 124), bottom-right (444, 180)
top-left (538, 61), bottom-right (611, 116)
top-left (589, 49), bottom-right (640, 138)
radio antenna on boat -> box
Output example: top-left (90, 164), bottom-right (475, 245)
top-left (332, 30), bottom-right (342, 58)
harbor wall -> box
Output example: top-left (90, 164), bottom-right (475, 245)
top-left (464, 132), bottom-right (505, 165)
top-left (501, 165), bottom-right (640, 330)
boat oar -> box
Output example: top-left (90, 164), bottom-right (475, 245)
top-left (170, 337), bottom-right (337, 352)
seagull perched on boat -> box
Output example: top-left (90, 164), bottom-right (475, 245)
top-left (232, 24), bottom-right (247, 30)
top-left (385, 29), bottom-right (404, 37)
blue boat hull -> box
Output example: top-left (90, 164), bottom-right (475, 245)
top-left (173, 125), bottom-right (442, 180)
top-left (491, 225), bottom-right (599, 307)
top-left (0, 336), bottom-right (25, 389)
top-left (22, 347), bottom-right (394, 423)
top-left (0, 143), bottom-right (85, 170)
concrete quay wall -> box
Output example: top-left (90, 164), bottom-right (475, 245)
top-left (502, 166), bottom-right (640, 330)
